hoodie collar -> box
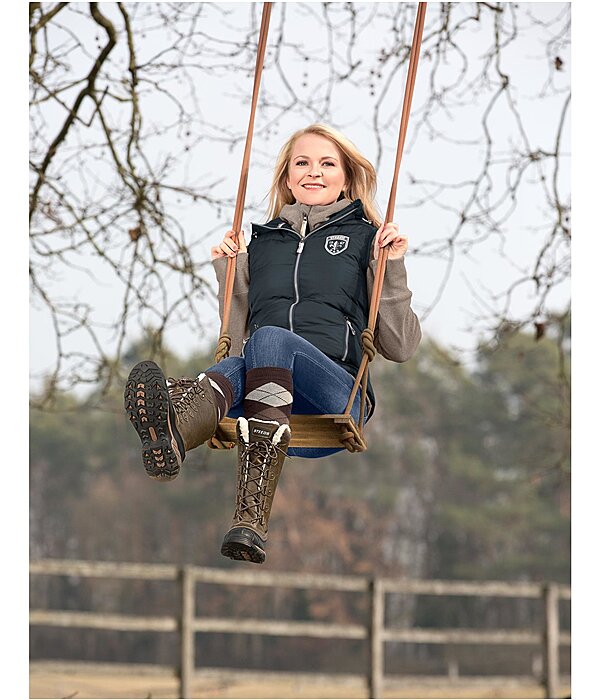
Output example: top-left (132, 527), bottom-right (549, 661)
top-left (279, 198), bottom-right (356, 235)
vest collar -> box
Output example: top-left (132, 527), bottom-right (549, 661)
top-left (279, 198), bottom-right (359, 234)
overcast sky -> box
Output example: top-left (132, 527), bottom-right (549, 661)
top-left (29, 2), bottom-right (571, 389)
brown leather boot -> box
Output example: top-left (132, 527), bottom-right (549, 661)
top-left (166, 375), bottom-right (220, 451)
top-left (125, 361), bottom-right (219, 481)
top-left (220, 417), bottom-right (291, 564)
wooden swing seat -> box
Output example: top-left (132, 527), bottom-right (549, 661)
top-left (208, 413), bottom-right (367, 450)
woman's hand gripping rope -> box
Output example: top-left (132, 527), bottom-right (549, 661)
top-left (372, 222), bottom-right (408, 260)
top-left (211, 229), bottom-right (248, 261)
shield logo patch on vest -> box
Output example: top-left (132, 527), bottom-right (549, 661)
top-left (325, 235), bottom-right (349, 256)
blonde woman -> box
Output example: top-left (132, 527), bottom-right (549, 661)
top-left (125, 124), bottom-right (421, 564)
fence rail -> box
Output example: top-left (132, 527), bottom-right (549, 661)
top-left (29, 559), bottom-right (571, 699)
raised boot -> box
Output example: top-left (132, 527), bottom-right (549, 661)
top-left (220, 417), bottom-right (291, 564)
top-left (124, 361), bottom-right (219, 481)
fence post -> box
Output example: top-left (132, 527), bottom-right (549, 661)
top-left (179, 566), bottom-right (195, 699)
top-left (368, 577), bottom-right (384, 699)
top-left (542, 583), bottom-right (559, 699)
top-left (447, 656), bottom-right (459, 681)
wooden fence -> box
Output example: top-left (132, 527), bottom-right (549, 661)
top-left (29, 559), bottom-right (571, 699)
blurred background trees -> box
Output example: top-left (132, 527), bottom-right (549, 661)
top-left (30, 315), bottom-right (570, 671)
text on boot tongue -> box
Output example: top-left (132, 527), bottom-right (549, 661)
top-left (253, 428), bottom-right (271, 437)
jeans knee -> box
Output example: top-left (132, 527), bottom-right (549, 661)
top-left (250, 325), bottom-right (275, 341)
top-left (246, 325), bottom-right (292, 366)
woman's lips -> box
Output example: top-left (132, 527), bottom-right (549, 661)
top-left (303, 184), bottom-right (325, 189)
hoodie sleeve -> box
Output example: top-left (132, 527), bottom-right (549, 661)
top-left (211, 252), bottom-right (250, 357)
top-left (366, 253), bottom-right (422, 363)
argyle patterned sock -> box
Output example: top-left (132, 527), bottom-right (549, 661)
top-left (205, 372), bottom-right (235, 422)
top-left (243, 367), bottom-right (294, 425)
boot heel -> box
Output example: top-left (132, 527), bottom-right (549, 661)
top-left (221, 527), bottom-right (267, 564)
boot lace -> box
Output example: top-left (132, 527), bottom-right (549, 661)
top-left (234, 439), bottom-right (290, 529)
top-left (167, 376), bottom-right (208, 422)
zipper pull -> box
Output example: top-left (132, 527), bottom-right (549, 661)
top-left (297, 240), bottom-right (305, 254)
top-left (300, 213), bottom-right (308, 238)
top-left (346, 318), bottom-right (356, 335)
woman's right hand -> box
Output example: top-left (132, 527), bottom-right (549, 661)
top-left (210, 229), bottom-right (247, 260)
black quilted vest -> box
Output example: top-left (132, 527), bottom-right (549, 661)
top-left (247, 199), bottom-right (378, 415)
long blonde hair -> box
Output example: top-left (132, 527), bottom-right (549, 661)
top-left (266, 124), bottom-right (382, 227)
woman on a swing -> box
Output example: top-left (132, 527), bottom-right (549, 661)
top-left (125, 123), bottom-right (421, 564)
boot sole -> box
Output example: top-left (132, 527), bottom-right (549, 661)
top-left (124, 360), bottom-right (185, 481)
top-left (221, 533), bottom-right (266, 564)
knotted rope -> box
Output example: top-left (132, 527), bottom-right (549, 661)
top-left (208, 435), bottom-right (235, 450)
top-left (340, 429), bottom-right (365, 453)
top-left (361, 328), bottom-right (376, 362)
top-left (214, 333), bottom-right (232, 364)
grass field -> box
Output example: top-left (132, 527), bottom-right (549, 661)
top-left (29, 665), bottom-right (571, 699)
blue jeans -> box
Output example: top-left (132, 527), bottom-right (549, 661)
top-left (204, 326), bottom-right (372, 458)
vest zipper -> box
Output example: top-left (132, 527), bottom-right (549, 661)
top-left (289, 214), bottom-right (308, 332)
top-left (342, 317), bottom-right (356, 362)
top-left (300, 213), bottom-right (308, 238)
top-left (253, 206), bottom-right (357, 333)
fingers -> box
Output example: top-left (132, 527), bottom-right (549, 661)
top-left (219, 229), bottom-right (246, 258)
top-left (377, 223), bottom-right (404, 247)
top-left (373, 223), bottom-right (408, 260)
top-left (221, 238), bottom-right (238, 257)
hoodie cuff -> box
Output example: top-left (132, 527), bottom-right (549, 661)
top-left (212, 252), bottom-right (249, 296)
top-left (369, 256), bottom-right (409, 294)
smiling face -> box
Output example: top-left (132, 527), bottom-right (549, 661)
top-left (286, 133), bottom-right (347, 206)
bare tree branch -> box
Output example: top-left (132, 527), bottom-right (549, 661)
top-left (29, 2), bottom-right (571, 404)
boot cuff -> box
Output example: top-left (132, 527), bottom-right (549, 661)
top-left (237, 417), bottom-right (291, 445)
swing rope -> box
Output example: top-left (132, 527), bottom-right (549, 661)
top-left (215, 2), bottom-right (273, 363)
top-left (212, 2), bottom-right (427, 452)
top-left (340, 2), bottom-right (427, 452)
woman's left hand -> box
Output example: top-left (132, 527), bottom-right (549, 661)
top-left (373, 222), bottom-right (408, 260)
